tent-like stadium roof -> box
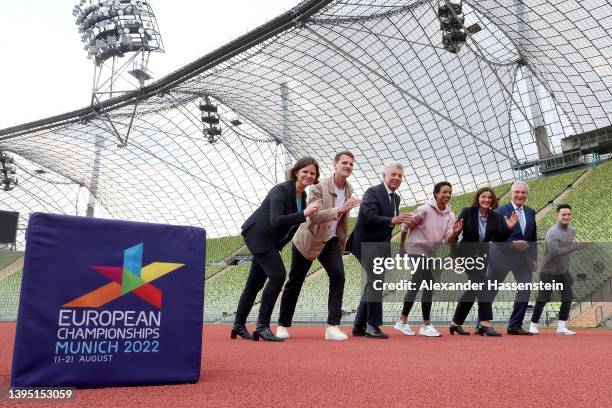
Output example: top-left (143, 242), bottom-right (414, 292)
top-left (1, 0), bottom-right (611, 244)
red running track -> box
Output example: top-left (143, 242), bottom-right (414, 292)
top-left (1, 323), bottom-right (611, 407)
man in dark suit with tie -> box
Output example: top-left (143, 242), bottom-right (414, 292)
top-left (488, 180), bottom-right (538, 335)
top-left (347, 162), bottom-right (411, 339)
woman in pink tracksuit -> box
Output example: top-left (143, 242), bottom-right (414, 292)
top-left (393, 181), bottom-right (462, 337)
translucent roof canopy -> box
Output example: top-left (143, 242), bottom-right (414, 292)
top-left (1, 0), bottom-right (611, 246)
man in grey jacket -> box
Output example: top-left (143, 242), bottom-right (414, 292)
top-left (529, 204), bottom-right (588, 335)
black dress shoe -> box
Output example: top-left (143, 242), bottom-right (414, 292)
top-left (352, 327), bottom-right (366, 337)
top-left (230, 324), bottom-right (253, 340)
top-left (474, 324), bottom-right (501, 337)
top-left (252, 327), bottom-right (285, 342)
top-left (449, 325), bottom-right (470, 335)
top-left (365, 325), bottom-right (389, 339)
top-left (507, 326), bottom-right (533, 336)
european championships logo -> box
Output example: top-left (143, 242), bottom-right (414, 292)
top-left (63, 243), bottom-right (184, 309)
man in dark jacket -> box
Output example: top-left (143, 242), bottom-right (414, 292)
top-left (488, 181), bottom-right (538, 335)
top-left (348, 162), bottom-right (411, 339)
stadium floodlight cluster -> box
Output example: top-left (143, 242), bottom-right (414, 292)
top-left (199, 98), bottom-right (222, 144)
top-left (73, 0), bottom-right (164, 64)
top-left (1, 0), bottom-right (612, 249)
top-left (438, 1), bottom-right (467, 53)
top-left (0, 151), bottom-right (18, 192)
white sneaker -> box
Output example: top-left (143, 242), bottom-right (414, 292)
top-left (529, 322), bottom-right (540, 335)
top-left (419, 324), bottom-right (442, 337)
top-left (557, 327), bottom-right (576, 336)
top-left (276, 326), bottom-right (290, 339)
top-left (393, 321), bottom-right (415, 336)
top-left (325, 325), bottom-right (348, 340)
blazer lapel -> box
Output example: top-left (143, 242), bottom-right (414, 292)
top-left (393, 192), bottom-right (400, 216)
top-left (523, 206), bottom-right (532, 238)
top-left (300, 191), bottom-right (307, 212)
top-left (484, 210), bottom-right (496, 241)
top-left (327, 177), bottom-right (337, 211)
top-left (341, 181), bottom-right (353, 220)
top-left (288, 179), bottom-right (298, 213)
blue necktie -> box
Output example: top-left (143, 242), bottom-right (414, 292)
top-left (516, 207), bottom-right (526, 236)
top-left (389, 193), bottom-right (396, 217)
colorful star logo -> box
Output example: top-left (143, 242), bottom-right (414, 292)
top-left (64, 243), bottom-right (184, 309)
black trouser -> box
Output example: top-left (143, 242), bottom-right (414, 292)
top-left (487, 258), bottom-right (533, 328)
top-left (354, 244), bottom-right (387, 328)
top-left (234, 247), bottom-right (286, 328)
top-left (402, 255), bottom-right (433, 321)
top-left (279, 239), bottom-right (345, 326)
top-left (531, 272), bottom-right (574, 323)
top-left (452, 259), bottom-right (492, 324)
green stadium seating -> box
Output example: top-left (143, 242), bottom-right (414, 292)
top-left (500, 168), bottom-right (585, 212)
top-left (537, 160), bottom-right (612, 242)
top-left (204, 264), bottom-right (255, 322)
top-left (0, 269), bottom-right (22, 321)
top-left (205, 235), bottom-right (245, 265)
top-left (0, 251), bottom-right (23, 271)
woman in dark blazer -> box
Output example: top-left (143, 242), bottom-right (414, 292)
top-left (449, 187), bottom-right (518, 336)
top-left (232, 157), bottom-right (321, 341)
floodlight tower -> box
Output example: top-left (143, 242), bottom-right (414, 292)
top-left (73, 0), bottom-right (164, 107)
top-left (73, 0), bottom-right (164, 216)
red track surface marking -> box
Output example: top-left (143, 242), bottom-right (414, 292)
top-left (1, 323), bottom-right (611, 407)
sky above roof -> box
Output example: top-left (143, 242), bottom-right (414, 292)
top-left (0, 0), bottom-right (295, 129)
